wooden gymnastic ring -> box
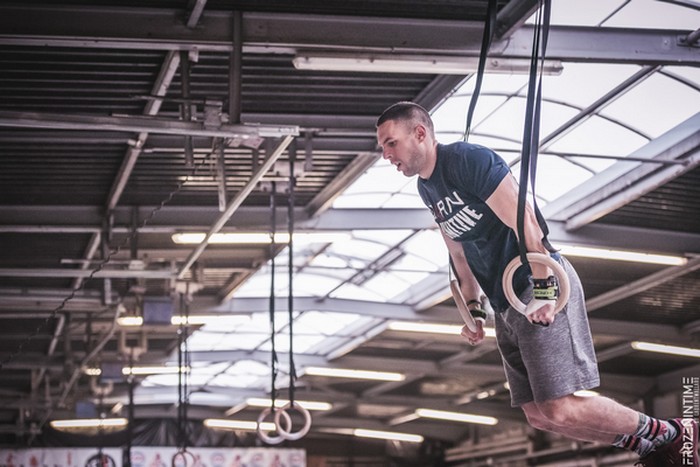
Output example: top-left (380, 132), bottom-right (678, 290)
top-left (256, 407), bottom-right (291, 445)
top-left (274, 401), bottom-right (312, 441)
top-left (502, 253), bottom-right (570, 315)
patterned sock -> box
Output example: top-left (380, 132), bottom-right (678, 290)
top-left (633, 413), bottom-right (678, 446)
top-left (612, 434), bottom-right (655, 457)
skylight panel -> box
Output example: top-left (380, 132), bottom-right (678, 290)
top-left (186, 331), bottom-right (224, 351)
top-left (664, 66), bottom-right (700, 87)
top-left (381, 192), bottom-right (424, 208)
top-left (212, 332), bottom-right (268, 351)
top-left (332, 192), bottom-right (392, 209)
top-left (546, 0), bottom-right (628, 26)
top-left (401, 229), bottom-right (448, 266)
top-left (546, 115), bottom-right (649, 167)
top-left (469, 97), bottom-right (579, 145)
top-left (225, 359), bottom-right (269, 376)
top-left (390, 253), bottom-right (440, 273)
top-left (326, 238), bottom-right (391, 262)
top-left (339, 159), bottom-right (411, 198)
top-left (511, 156), bottom-right (595, 203)
top-left (352, 229), bottom-right (413, 244)
top-left (431, 94), bottom-right (509, 138)
top-left (258, 333), bottom-right (326, 353)
top-left (541, 62), bottom-right (642, 109)
top-left (362, 271), bottom-right (416, 300)
top-left (294, 311), bottom-right (366, 336)
top-left (600, 72), bottom-right (700, 139)
top-left (208, 373), bottom-right (262, 388)
top-left (603, 0), bottom-right (700, 29)
top-left (290, 272), bottom-right (347, 296)
top-left (330, 283), bottom-right (389, 302)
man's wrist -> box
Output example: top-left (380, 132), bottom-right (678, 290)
top-left (466, 299), bottom-right (487, 321)
top-left (533, 275), bottom-right (559, 300)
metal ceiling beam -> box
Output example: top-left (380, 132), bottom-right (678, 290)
top-left (543, 112), bottom-right (700, 227)
top-left (0, 111), bottom-right (299, 139)
top-left (0, 6), bottom-right (697, 64)
top-left (586, 256), bottom-right (700, 312)
top-left (4, 206), bottom-right (699, 255)
top-left (206, 296), bottom-right (440, 321)
top-left (0, 268), bottom-right (175, 279)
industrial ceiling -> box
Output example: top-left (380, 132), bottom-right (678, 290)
top-left (0, 0), bottom-right (699, 465)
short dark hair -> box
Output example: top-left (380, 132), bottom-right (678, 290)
top-left (376, 101), bottom-right (434, 136)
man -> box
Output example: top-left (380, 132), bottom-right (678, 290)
top-left (375, 101), bottom-right (698, 466)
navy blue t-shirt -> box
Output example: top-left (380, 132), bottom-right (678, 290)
top-left (417, 142), bottom-right (530, 312)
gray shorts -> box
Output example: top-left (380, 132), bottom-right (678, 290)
top-left (495, 256), bottom-right (600, 407)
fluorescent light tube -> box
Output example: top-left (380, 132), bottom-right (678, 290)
top-left (304, 366), bottom-right (405, 382)
top-left (117, 316), bottom-right (144, 326)
top-left (388, 321), bottom-right (496, 338)
top-left (415, 408), bottom-right (498, 425)
top-left (118, 315), bottom-right (250, 327)
top-left (171, 315), bottom-right (250, 326)
top-left (171, 232), bottom-right (350, 245)
top-left (574, 390), bottom-right (599, 397)
top-left (123, 366), bottom-right (189, 375)
top-left (353, 428), bottom-right (424, 443)
top-left (87, 366), bottom-right (189, 376)
top-left (558, 245), bottom-right (686, 266)
top-left (293, 54), bottom-right (563, 75)
top-left (204, 418), bottom-right (275, 431)
top-left (50, 418), bottom-right (128, 429)
top-left (631, 341), bottom-right (700, 358)
top-left (245, 397), bottom-right (332, 411)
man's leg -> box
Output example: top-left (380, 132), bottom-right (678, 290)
top-left (537, 394), bottom-right (678, 446)
top-left (522, 400), bottom-right (655, 458)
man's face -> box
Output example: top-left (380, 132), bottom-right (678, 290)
top-left (376, 119), bottom-right (425, 178)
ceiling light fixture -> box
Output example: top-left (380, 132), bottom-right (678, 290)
top-left (171, 232), bottom-right (350, 245)
top-left (353, 428), bottom-right (424, 443)
top-left (117, 314), bottom-right (250, 327)
top-left (50, 418), bottom-right (128, 429)
top-left (245, 397), bottom-right (333, 411)
top-left (86, 366), bottom-right (190, 376)
top-left (293, 54), bottom-right (564, 75)
top-left (123, 366), bottom-right (190, 376)
top-left (415, 408), bottom-right (498, 425)
top-left (204, 418), bottom-right (275, 431)
top-left (631, 341), bottom-right (700, 359)
top-left (304, 366), bottom-right (406, 382)
top-left (557, 245), bottom-right (687, 266)
top-left (574, 390), bottom-right (599, 398)
top-left (388, 321), bottom-right (496, 338)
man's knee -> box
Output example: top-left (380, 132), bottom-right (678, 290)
top-left (522, 403), bottom-right (554, 432)
top-left (536, 396), bottom-right (579, 427)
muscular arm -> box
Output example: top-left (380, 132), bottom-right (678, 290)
top-left (442, 231), bottom-right (486, 343)
top-left (442, 231), bottom-right (482, 303)
top-left (485, 174), bottom-right (551, 279)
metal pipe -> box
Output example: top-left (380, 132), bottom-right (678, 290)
top-left (177, 135), bottom-right (294, 279)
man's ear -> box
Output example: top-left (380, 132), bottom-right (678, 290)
top-left (414, 124), bottom-right (427, 142)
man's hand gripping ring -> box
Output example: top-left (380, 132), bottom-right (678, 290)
top-left (502, 253), bottom-right (570, 315)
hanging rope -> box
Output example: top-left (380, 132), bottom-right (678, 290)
top-left (172, 290), bottom-right (196, 467)
top-left (287, 153), bottom-right (297, 405)
top-left (464, 0), bottom-right (498, 141)
top-left (502, 0), bottom-right (571, 315)
top-left (273, 149), bottom-right (311, 441)
top-left (256, 182), bottom-right (287, 445)
top-left (516, 0), bottom-right (556, 267)
top-left (257, 156), bottom-right (310, 443)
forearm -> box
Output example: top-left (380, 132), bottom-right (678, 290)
top-left (443, 233), bottom-right (482, 303)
